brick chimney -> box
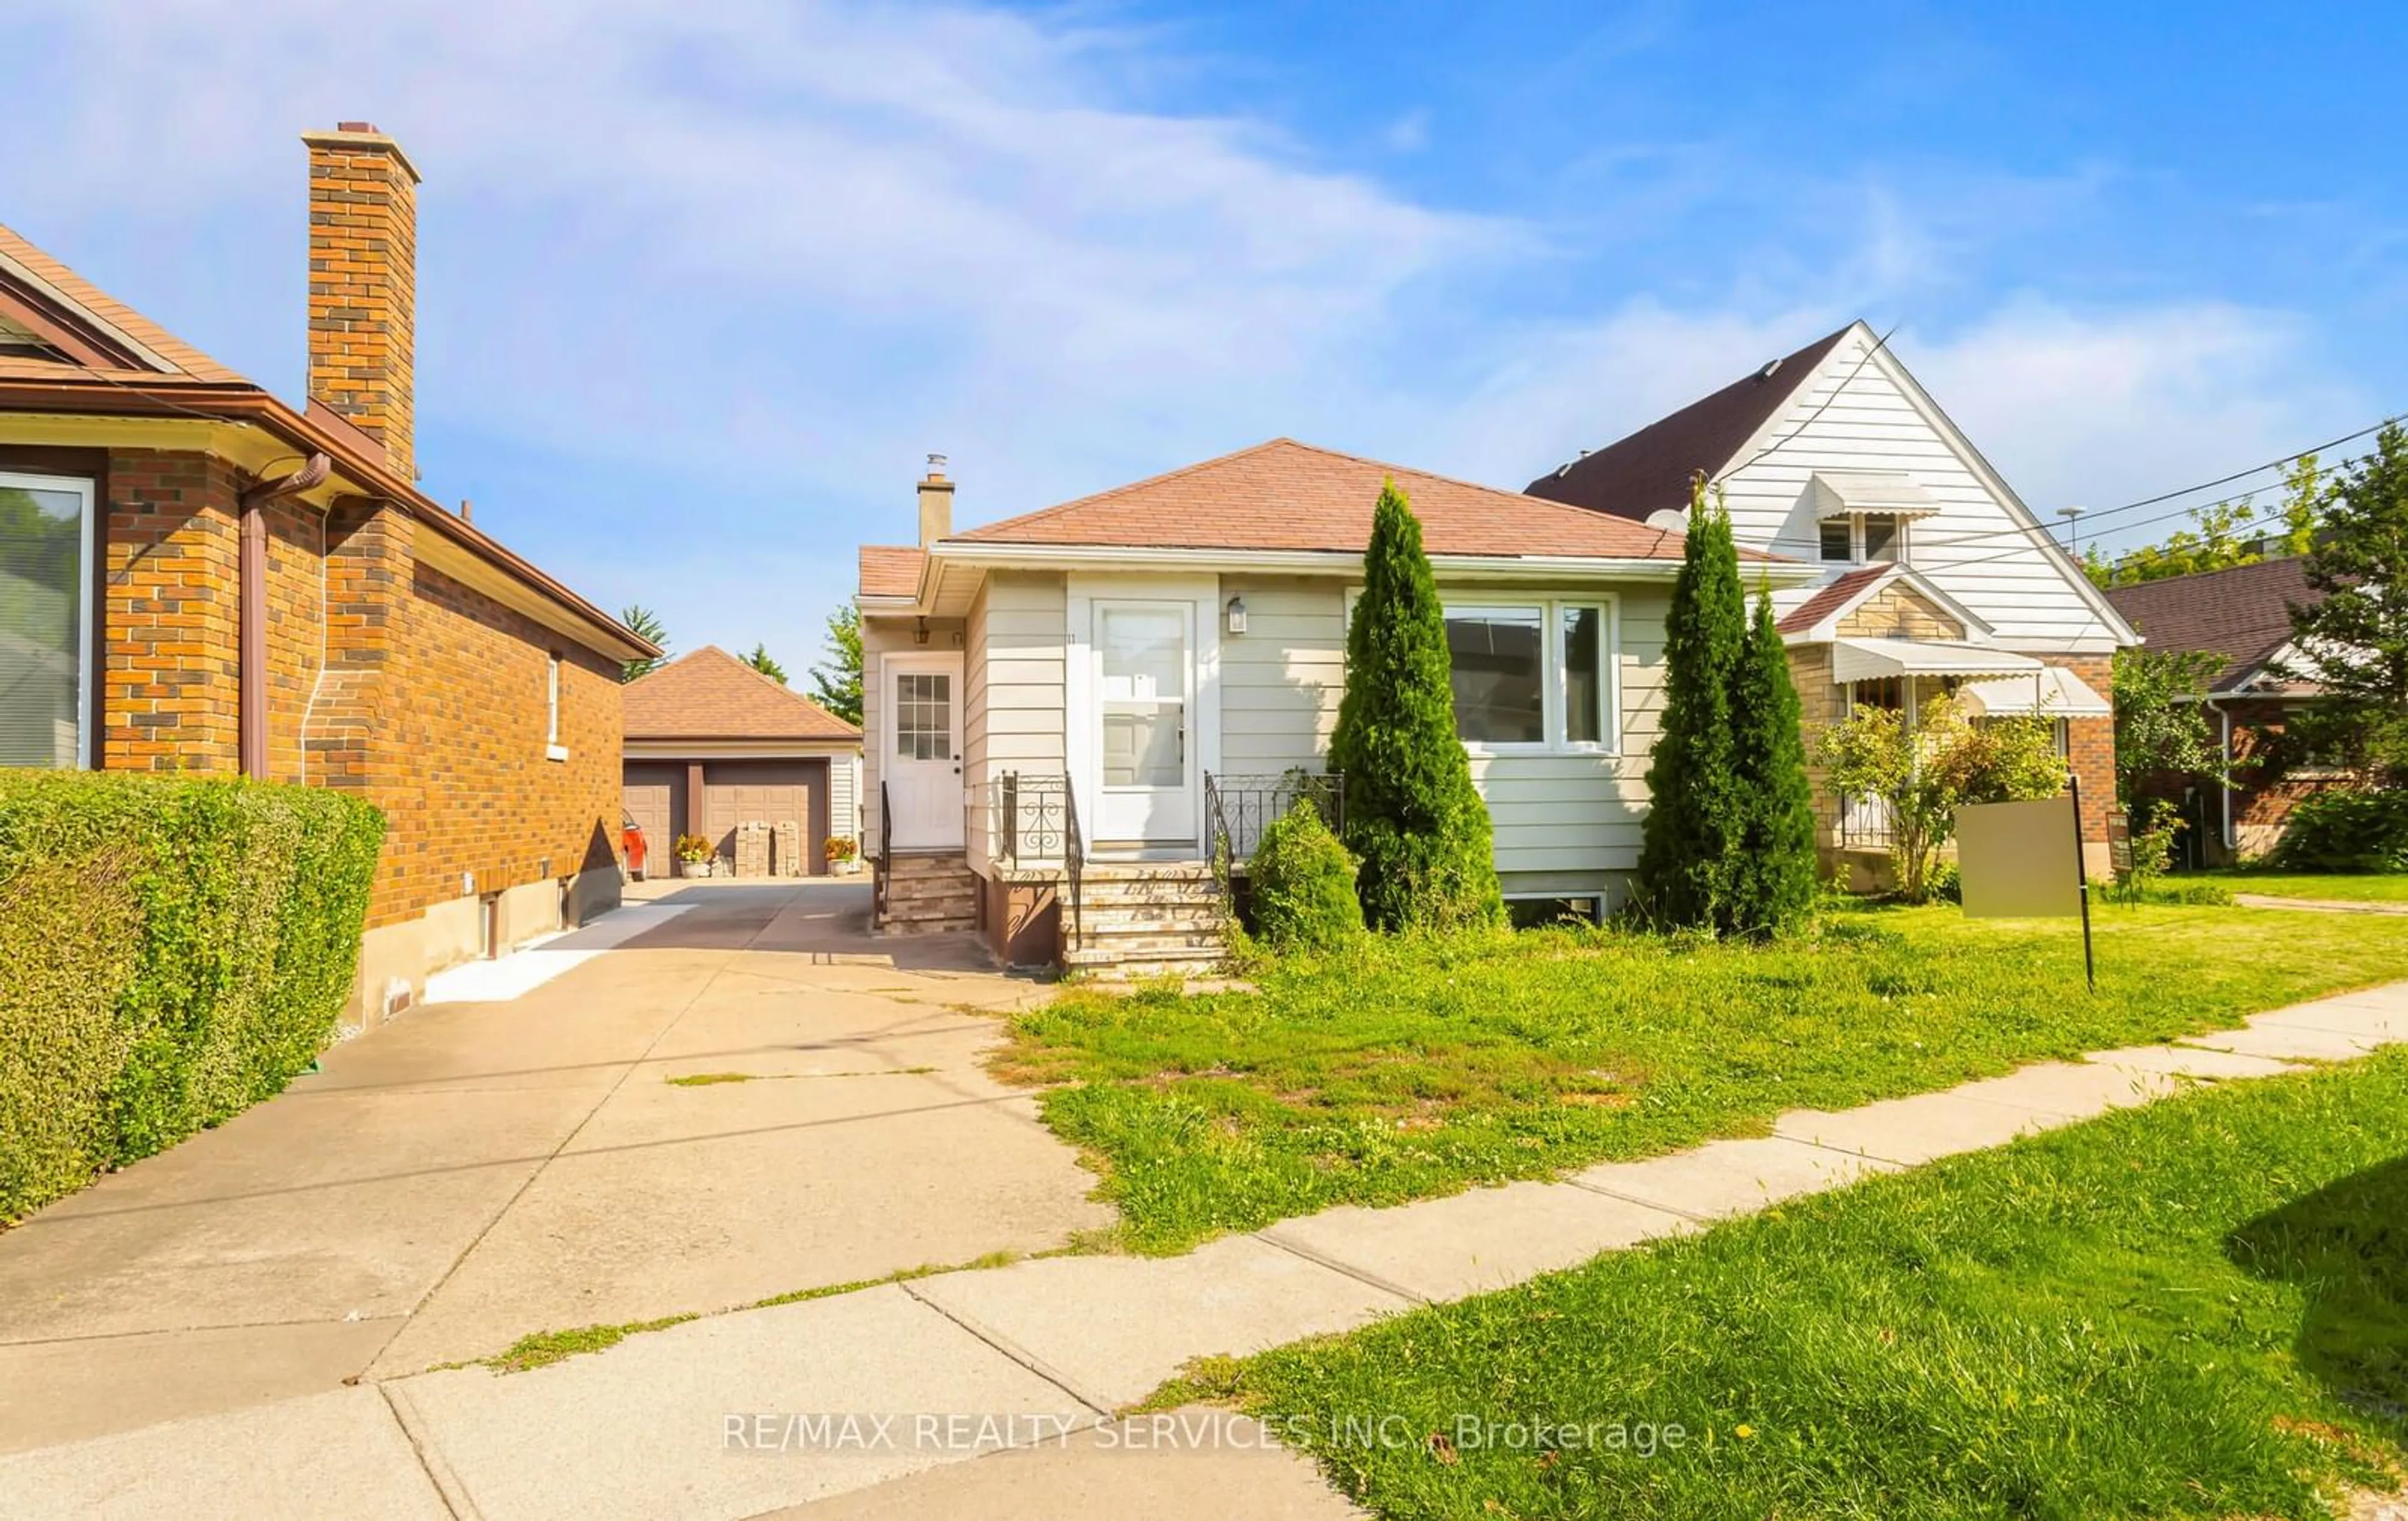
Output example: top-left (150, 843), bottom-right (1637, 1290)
top-left (918, 453), bottom-right (954, 547)
top-left (302, 122), bottom-right (421, 482)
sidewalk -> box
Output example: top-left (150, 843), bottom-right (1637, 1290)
top-left (5, 982), bottom-right (2402, 1521)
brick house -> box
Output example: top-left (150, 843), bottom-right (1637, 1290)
top-left (1528, 322), bottom-right (2141, 881)
top-left (0, 123), bottom-right (657, 1018)
top-left (2105, 557), bottom-right (2340, 863)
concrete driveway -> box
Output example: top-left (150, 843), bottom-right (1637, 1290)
top-left (0, 881), bottom-right (1111, 1452)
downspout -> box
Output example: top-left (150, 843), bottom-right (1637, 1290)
top-left (2203, 697), bottom-right (2234, 859)
top-left (238, 454), bottom-right (332, 779)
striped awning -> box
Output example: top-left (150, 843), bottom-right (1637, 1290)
top-left (1958, 666), bottom-right (2111, 718)
top-left (1828, 637), bottom-right (2042, 685)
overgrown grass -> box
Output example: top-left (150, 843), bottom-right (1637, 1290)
top-left (2202, 869), bottom-right (2408, 904)
top-left (1191, 1051), bottom-right (2408, 1520)
top-left (996, 902), bottom-right (2408, 1252)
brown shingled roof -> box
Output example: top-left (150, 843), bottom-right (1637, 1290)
top-left (2103, 557), bottom-right (2323, 692)
top-left (858, 545), bottom-right (925, 598)
top-left (625, 646), bottom-right (861, 742)
top-left (1775, 565), bottom-right (1893, 635)
top-left (1525, 326), bottom-right (1853, 521)
top-left (948, 438), bottom-right (1773, 562)
top-left (0, 221), bottom-right (250, 384)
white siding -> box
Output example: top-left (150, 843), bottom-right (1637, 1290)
top-left (1221, 576), bottom-right (1345, 775)
top-left (830, 752), bottom-right (860, 845)
top-left (962, 571), bottom-right (1065, 870)
top-left (1217, 576), bottom-right (1669, 888)
top-left (1723, 330), bottom-right (2122, 650)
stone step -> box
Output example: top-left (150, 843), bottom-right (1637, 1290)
top-left (1075, 912), bottom-right (1227, 935)
top-left (1069, 930), bottom-right (1227, 957)
top-left (1063, 945), bottom-right (1229, 979)
top-left (887, 855), bottom-right (974, 878)
top-left (880, 916), bottom-right (980, 937)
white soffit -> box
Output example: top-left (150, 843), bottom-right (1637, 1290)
top-left (1811, 471), bottom-right (1942, 520)
top-left (1829, 637), bottom-right (2042, 684)
top-left (1958, 666), bottom-right (2110, 718)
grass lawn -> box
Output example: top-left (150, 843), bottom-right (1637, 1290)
top-left (1178, 1051), bottom-right (2408, 1520)
top-left (996, 902), bottom-right (2408, 1253)
top-left (2199, 870), bottom-right (2408, 904)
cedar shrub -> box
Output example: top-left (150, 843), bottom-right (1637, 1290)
top-left (1631, 480), bottom-right (1748, 930)
top-left (1729, 586), bottom-right (1820, 935)
top-left (1328, 480), bottom-right (1504, 931)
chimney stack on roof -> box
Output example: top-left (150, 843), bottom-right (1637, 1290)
top-left (302, 122), bottom-right (422, 482)
top-left (918, 453), bottom-right (953, 548)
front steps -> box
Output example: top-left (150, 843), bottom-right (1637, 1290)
top-left (877, 851), bottom-right (979, 935)
top-left (1062, 861), bottom-right (1230, 979)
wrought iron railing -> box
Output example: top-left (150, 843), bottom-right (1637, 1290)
top-left (1840, 792), bottom-right (1896, 849)
top-left (989, 772), bottom-right (1072, 865)
top-left (1062, 777), bottom-right (1084, 950)
top-left (976, 772), bottom-right (1084, 950)
top-left (873, 779), bottom-right (893, 918)
top-left (1205, 771), bottom-right (1343, 897)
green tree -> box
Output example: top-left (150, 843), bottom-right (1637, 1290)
top-left (2278, 423), bottom-right (2408, 784)
top-left (2084, 455), bottom-right (2330, 589)
top-left (618, 604), bottom-right (668, 682)
top-left (1817, 697), bottom-right (2064, 903)
top-left (808, 606), bottom-right (864, 725)
top-left (1727, 587), bottom-right (1819, 935)
top-left (2110, 646), bottom-right (2241, 811)
top-left (1632, 480), bottom-right (1748, 930)
top-left (1328, 481), bottom-right (1502, 931)
top-left (742, 643), bottom-right (788, 685)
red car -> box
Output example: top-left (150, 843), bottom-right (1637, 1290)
top-left (622, 813), bottom-right (648, 881)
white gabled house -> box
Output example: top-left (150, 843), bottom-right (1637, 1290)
top-left (855, 320), bottom-right (2141, 971)
top-left (857, 441), bottom-right (1819, 972)
top-left (1526, 320), bottom-right (2142, 882)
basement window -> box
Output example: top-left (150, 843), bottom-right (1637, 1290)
top-left (1506, 894), bottom-right (1605, 929)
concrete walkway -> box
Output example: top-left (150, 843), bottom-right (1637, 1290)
top-left (2234, 891), bottom-right (2408, 915)
top-left (4, 973), bottom-right (2403, 1519)
top-left (0, 881), bottom-right (1109, 1454)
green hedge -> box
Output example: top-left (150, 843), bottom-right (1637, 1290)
top-left (2270, 787), bottom-right (2408, 873)
top-left (0, 772), bottom-right (384, 1221)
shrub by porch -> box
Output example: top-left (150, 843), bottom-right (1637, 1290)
top-left (0, 772), bottom-right (384, 1220)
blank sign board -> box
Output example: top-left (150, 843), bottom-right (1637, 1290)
top-left (1955, 796), bottom-right (2081, 918)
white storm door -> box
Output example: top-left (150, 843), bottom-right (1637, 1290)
top-left (885, 654), bottom-right (963, 850)
top-left (1094, 601), bottom-right (1194, 844)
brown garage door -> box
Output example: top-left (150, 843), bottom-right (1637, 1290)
top-left (623, 761), bottom-right (682, 878)
top-left (701, 759), bottom-right (829, 875)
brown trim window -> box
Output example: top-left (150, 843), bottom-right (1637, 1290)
top-left (0, 469), bottom-right (97, 767)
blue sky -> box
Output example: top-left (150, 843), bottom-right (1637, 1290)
top-left (2, 1), bottom-right (2400, 671)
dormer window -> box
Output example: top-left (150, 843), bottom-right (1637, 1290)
top-left (1811, 471), bottom-right (1936, 566)
top-left (1820, 512), bottom-right (1906, 564)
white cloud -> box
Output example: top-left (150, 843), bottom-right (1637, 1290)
top-left (0, 1), bottom-right (2374, 653)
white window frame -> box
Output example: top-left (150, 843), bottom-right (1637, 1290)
top-left (1443, 596), bottom-right (1622, 757)
top-left (0, 469), bottom-right (98, 769)
top-left (545, 653), bottom-right (568, 761)
top-left (1822, 513), bottom-right (1909, 566)
top-left (1343, 588), bottom-right (1622, 757)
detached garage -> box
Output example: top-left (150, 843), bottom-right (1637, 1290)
top-left (623, 646), bottom-right (863, 876)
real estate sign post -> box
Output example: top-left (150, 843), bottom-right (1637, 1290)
top-left (1955, 781), bottom-right (2094, 991)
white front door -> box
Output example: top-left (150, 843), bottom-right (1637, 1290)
top-left (884, 653), bottom-right (963, 850)
top-left (1094, 601), bottom-right (1195, 845)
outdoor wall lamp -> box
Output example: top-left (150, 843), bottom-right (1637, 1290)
top-left (914, 616), bottom-right (930, 646)
top-left (1225, 596), bottom-right (1247, 635)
